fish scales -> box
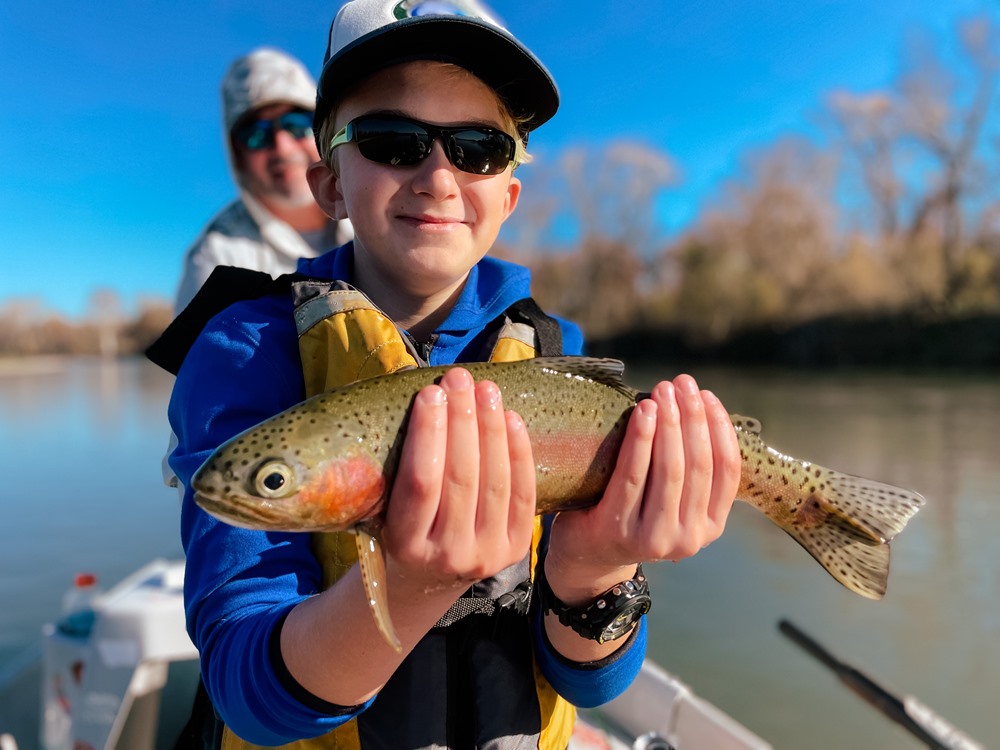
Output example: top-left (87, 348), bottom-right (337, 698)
top-left (194, 356), bottom-right (925, 607)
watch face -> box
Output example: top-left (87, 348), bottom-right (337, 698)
top-left (598, 596), bottom-right (652, 643)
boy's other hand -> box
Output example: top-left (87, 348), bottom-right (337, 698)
top-left (544, 374), bottom-right (741, 603)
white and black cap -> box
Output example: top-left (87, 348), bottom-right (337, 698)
top-left (222, 47), bottom-right (317, 132)
top-left (316, 0), bottom-right (559, 132)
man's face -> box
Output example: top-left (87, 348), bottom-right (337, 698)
top-left (321, 61), bottom-right (521, 301)
top-left (232, 103), bottom-right (320, 212)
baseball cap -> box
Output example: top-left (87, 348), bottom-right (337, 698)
top-left (222, 47), bottom-right (317, 132)
top-left (316, 0), bottom-right (559, 133)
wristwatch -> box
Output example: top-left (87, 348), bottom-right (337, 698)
top-left (538, 563), bottom-right (651, 644)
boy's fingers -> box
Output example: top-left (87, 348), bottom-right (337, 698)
top-left (437, 368), bottom-right (480, 544)
top-left (473, 380), bottom-right (512, 533)
top-left (604, 397), bottom-right (657, 534)
top-left (387, 384), bottom-right (447, 542)
top-left (505, 409), bottom-right (536, 549)
top-left (704, 390), bottom-right (740, 525)
top-left (636, 380), bottom-right (684, 546)
top-left (675, 375), bottom-right (713, 532)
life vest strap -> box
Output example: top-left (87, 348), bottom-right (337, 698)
top-left (505, 297), bottom-right (562, 357)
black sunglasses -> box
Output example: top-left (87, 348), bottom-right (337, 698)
top-left (330, 114), bottom-right (518, 175)
top-left (233, 110), bottom-right (314, 151)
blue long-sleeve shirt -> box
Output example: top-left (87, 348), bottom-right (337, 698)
top-left (168, 243), bottom-right (645, 744)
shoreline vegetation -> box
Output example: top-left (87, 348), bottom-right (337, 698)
top-left (589, 313), bottom-right (1000, 369)
top-left (1, 309), bottom-right (996, 371)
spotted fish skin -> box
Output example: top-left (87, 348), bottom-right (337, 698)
top-left (193, 356), bottom-right (924, 600)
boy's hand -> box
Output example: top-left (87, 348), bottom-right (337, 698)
top-left (544, 374), bottom-right (741, 604)
top-left (382, 367), bottom-right (537, 596)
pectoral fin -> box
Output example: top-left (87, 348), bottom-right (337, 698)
top-left (355, 528), bottom-right (402, 653)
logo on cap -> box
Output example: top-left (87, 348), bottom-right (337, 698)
top-left (392, 0), bottom-right (480, 20)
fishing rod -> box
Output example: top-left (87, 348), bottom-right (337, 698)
top-left (778, 619), bottom-right (985, 750)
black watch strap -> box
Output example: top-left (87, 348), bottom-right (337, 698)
top-left (538, 562), bottom-right (651, 644)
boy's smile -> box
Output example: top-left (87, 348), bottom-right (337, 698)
top-left (398, 212), bottom-right (465, 231)
top-left (310, 60), bottom-right (522, 331)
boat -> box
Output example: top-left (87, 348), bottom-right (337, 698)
top-left (0, 559), bottom-right (771, 750)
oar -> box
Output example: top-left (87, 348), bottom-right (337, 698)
top-left (777, 619), bottom-right (985, 750)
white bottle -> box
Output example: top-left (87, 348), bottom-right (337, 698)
top-left (57, 572), bottom-right (101, 638)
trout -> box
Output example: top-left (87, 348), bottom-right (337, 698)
top-left (193, 357), bottom-right (924, 651)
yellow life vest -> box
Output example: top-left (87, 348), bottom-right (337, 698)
top-left (221, 279), bottom-right (576, 750)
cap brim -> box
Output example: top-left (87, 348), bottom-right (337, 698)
top-left (317, 16), bottom-right (558, 132)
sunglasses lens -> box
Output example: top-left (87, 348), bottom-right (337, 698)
top-left (235, 122), bottom-right (271, 151)
top-left (447, 130), bottom-right (514, 175)
top-left (277, 111), bottom-right (314, 140)
top-left (355, 118), bottom-right (432, 167)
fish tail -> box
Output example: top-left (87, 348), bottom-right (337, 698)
top-left (782, 468), bottom-right (925, 599)
top-left (817, 468), bottom-right (925, 544)
top-left (785, 516), bottom-right (893, 599)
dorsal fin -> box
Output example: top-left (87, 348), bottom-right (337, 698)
top-left (731, 414), bottom-right (763, 434)
top-left (529, 356), bottom-right (639, 400)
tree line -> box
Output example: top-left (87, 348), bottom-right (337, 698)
top-left (497, 15), bottom-right (1000, 366)
top-left (2, 16), bottom-right (997, 367)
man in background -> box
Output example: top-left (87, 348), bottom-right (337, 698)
top-left (174, 47), bottom-right (352, 311)
top-left (165, 47), bottom-right (352, 490)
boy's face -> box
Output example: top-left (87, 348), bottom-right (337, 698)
top-left (311, 61), bottom-right (521, 299)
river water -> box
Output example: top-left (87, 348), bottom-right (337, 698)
top-left (0, 357), bottom-right (996, 748)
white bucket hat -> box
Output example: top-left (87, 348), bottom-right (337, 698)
top-left (221, 47), bottom-right (317, 132)
top-left (315, 0), bottom-right (558, 133)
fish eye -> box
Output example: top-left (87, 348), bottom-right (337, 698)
top-left (253, 461), bottom-right (296, 498)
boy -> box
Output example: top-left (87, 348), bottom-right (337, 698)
top-left (167, 1), bottom-right (741, 747)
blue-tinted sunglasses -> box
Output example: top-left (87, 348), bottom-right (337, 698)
top-left (233, 110), bottom-right (314, 151)
top-left (330, 114), bottom-right (517, 175)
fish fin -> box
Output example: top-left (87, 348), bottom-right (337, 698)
top-left (530, 356), bottom-right (639, 400)
top-left (783, 469), bottom-right (924, 598)
top-left (355, 528), bottom-right (402, 653)
top-left (815, 468), bottom-right (925, 545)
top-left (784, 518), bottom-right (893, 599)
top-left (730, 414), bottom-right (763, 435)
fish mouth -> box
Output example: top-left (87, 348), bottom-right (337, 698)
top-left (194, 491), bottom-right (310, 532)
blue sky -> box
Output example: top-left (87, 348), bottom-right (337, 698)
top-left (2, 0), bottom-right (996, 319)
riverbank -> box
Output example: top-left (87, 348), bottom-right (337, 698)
top-left (0, 355), bottom-right (74, 377)
top-left (589, 313), bottom-right (1000, 369)
top-left (2, 308), bottom-right (998, 368)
